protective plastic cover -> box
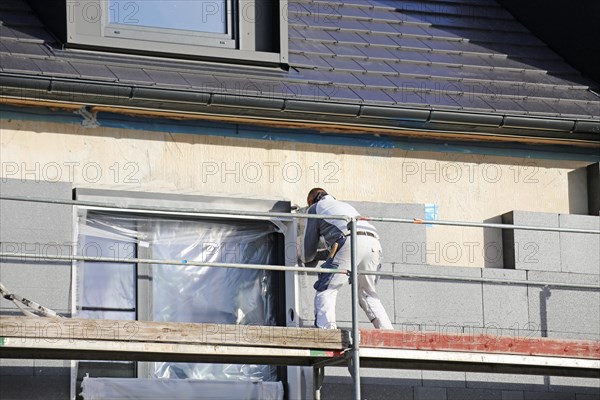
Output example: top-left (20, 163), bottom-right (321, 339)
top-left (76, 212), bottom-right (280, 384)
top-left (81, 377), bottom-right (284, 400)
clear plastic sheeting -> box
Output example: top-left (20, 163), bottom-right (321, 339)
top-left (81, 377), bottom-right (284, 400)
top-left (76, 212), bottom-right (280, 382)
top-left (149, 218), bottom-right (277, 381)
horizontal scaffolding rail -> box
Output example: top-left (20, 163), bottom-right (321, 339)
top-left (0, 252), bottom-right (597, 290)
top-left (1, 195), bottom-right (599, 234)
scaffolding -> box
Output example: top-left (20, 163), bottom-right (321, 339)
top-left (1, 195), bottom-right (599, 400)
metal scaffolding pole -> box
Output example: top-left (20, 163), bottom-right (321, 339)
top-left (349, 218), bottom-right (361, 400)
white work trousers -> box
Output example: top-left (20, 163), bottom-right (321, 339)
top-left (314, 235), bottom-right (394, 330)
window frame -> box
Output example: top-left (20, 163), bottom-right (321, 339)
top-left (103, 0), bottom-right (236, 49)
top-left (66, 0), bottom-right (289, 65)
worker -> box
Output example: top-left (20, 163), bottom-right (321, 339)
top-left (300, 188), bottom-right (394, 330)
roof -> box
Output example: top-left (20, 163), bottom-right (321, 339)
top-left (1, 0), bottom-right (599, 144)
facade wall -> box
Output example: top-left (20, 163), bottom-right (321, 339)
top-left (0, 179), bottom-right (73, 400)
top-left (1, 117), bottom-right (598, 399)
top-left (0, 118), bottom-right (593, 269)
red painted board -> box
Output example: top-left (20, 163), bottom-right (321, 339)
top-left (360, 330), bottom-right (600, 360)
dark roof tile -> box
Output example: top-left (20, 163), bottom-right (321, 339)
top-left (323, 56), bottom-right (365, 73)
top-left (318, 70), bottom-right (364, 86)
top-left (70, 63), bottom-right (118, 81)
top-left (108, 66), bottom-right (155, 85)
top-left (2, 40), bottom-right (50, 57)
top-left (353, 73), bottom-right (396, 88)
top-left (0, 54), bottom-right (42, 74)
top-left (324, 43), bottom-right (366, 58)
top-left (352, 87), bottom-right (395, 103)
top-left (179, 73), bottom-right (223, 91)
top-left (357, 33), bottom-right (399, 47)
top-left (318, 85), bottom-right (359, 101)
top-left (290, 40), bottom-right (335, 56)
top-left (328, 31), bottom-right (369, 45)
top-left (357, 46), bottom-right (398, 61)
top-left (355, 59), bottom-right (398, 75)
top-left (33, 59), bottom-right (80, 78)
top-left (390, 24), bottom-right (431, 37)
top-left (358, 21), bottom-right (400, 35)
top-left (292, 27), bottom-right (335, 42)
top-left (385, 89), bottom-right (428, 106)
top-left (143, 70), bottom-right (190, 88)
top-left (288, 53), bottom-right (333, 69)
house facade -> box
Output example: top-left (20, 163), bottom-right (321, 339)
top-left (1, 1), bottom-right (599, 399)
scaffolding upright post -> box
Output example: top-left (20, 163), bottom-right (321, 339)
top-left (349, 218), bottom-right (361, 400)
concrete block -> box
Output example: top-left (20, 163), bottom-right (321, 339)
top-left (559, 214), bottom-right (600, 275)
top-left (523, 392), bottom-right (575, 400)
top-left (482, 283), bottom-right (529, 330)
top-left (548, 376), bottom-right (600, 395)
top-left (502, 391), bottom-right (524, 400)
top-left (33, 360), bottom-right (70, 376)
top-left (321, 382), bottom-right (413, 400)
top-left (324, 366), bottom-right (421, 386)
top-left (576, 394), bottom-right (600, 400)
top-left (394, 271), bottom-right (483, 328)
top-left (349, 201), bottom-right (426, 265)
top-left (0, 284), bottom-right (71, 313)
top-left (0, 359), bottom-right (34, 376)
top-left (502, 211), bottom-right (560, 272)
top-left (466, 372), bottom-right (546, 391)
top-left (0, 179), bottom-right (71, 199)
top-left (527, 271), bottom-right (600, 286)
top-left (415, 387), bottom-right (447, 400)
top-left (422, 370), bottom-right (465, 388)
top-left (448, 388), bottom-right (502, 400)
top-left (587, 162), bottom-right (600, 216)
top-left (482, 268), bottom-right (527, 281)
top-left (0, 375), bottom-right (70, 400)
top-left (395, 263), bottom-right (482, 278)
top-left (528, 287), bottom-right (600, 339)
top-left (0, 262), bottom-right (72, 291)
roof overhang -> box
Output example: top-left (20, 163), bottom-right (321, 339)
top-left (1, 73), bottom-right (599, 148)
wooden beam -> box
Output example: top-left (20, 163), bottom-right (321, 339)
top-left (0, 317), bottom-right (349, 350)
top-left (1, 97), bottom-right (597, 148)
top-left (360, 329), bottom-right (600, 360)
top-left (359, 348), bottom-right (600, 378)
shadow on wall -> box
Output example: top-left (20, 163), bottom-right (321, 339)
top-left (483, 216), bottom-right (504, 268)
top-left (567, 167), bottom-right (589, 215)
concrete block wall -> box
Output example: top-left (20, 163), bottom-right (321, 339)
top-left (0, 178), bottom-right (73, 400)
top-left (502, 211), bottom-right (600, 275)
top-left (312, 208), bottom-right (599, 400)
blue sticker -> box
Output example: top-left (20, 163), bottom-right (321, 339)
top-left (424, 204), bottom-right (438, 228)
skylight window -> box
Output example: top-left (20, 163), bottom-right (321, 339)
top-left (67, 1), bottom-right (288, 65)
top-left (109, 0), bottom-right (228, 34)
